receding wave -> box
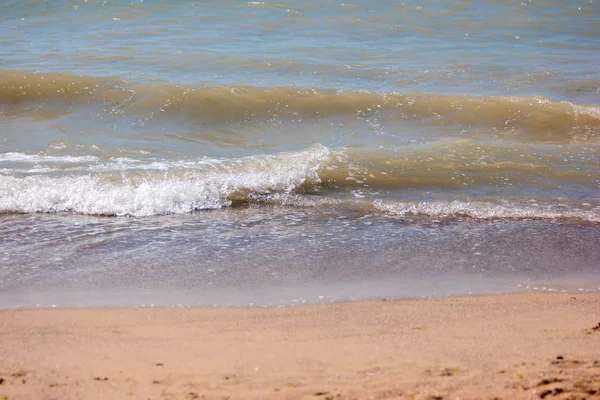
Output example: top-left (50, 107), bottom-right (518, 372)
top-left (1, 69), bottom-right (598, 143)
top-left (373, 199), bottom-right (600, 223)
top-left (257, 194), bottom-right (600, 222)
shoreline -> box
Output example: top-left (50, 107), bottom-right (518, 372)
top-left (1, 292), bottom-right (599, 399)
top-left (3, 216), bottom-right (599, 310)
top-left (2, 287), bottom-right (600, 311)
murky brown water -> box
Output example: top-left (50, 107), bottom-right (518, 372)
top-left (1, 0), bottom-right (599, 307)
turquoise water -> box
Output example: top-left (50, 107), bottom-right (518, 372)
top-left (1, 0), bottom-right (599, 307)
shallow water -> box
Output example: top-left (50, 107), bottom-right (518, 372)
top-left (1, 211), bottom-right (599, 308)
top-left (1, 0), bottom-right (599, 307)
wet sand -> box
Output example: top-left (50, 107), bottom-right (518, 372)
top-left (0, 292), bottom-right (599, 400)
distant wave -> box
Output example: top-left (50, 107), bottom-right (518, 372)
top-left (1, 69), bottom-right (598, 143)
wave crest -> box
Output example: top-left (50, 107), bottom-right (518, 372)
top-left (0, 145), bottom-right (331, 216)
top-left (2, 69), bottom-right (598, 143)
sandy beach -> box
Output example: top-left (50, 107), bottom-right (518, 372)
top-left (0, 292), bottom-right (599, 400)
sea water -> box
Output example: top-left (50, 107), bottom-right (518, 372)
top-left (1, 0), bottom-right (599, 307)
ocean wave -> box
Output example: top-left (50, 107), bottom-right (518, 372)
top-left (1, 139), bottom-right (598, 217)
top-left (1, 152), bottom-right (598, 221)
top-left (1, 69), bottom-right (598, 143)
top-left (3, 140), bottom-right (596, 189)
top-left (0, 145), bottom-right (331, 216)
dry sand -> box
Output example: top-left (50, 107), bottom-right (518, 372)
top-left (0, 292), bottom-right (599, 400)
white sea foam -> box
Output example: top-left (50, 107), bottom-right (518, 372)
top-left (0, 145), bottom-right (332, 216)
top-left (373, 199), bottom-right (600, 222)
top-left (0, 153), bottom-right (99, 164)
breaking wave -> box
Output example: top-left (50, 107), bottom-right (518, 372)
top-left (0, 145), bottom-right (331, 216)
top-left (0, 143), bottom-right (598, 221)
